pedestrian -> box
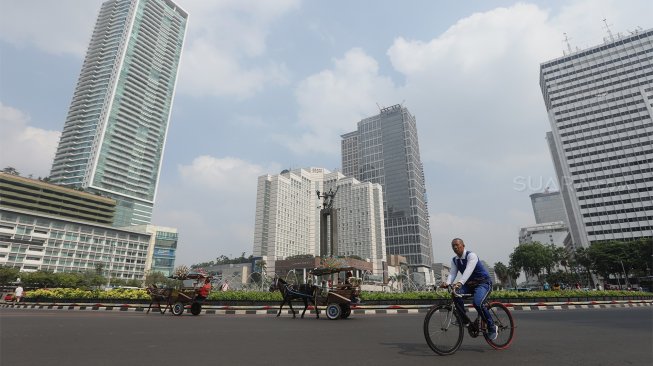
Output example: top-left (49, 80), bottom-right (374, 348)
top-left (543, 281), bottom-right (550, 291)
top-left (14, 284), bottom-right (24, 303)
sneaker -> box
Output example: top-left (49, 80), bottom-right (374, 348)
top-left (487, 325), bottom-right (498, 340)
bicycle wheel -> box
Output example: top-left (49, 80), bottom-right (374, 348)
top-left (483, 302), bottom-right (515, 349)
top-left (423, 305), bottom-right (464, 355)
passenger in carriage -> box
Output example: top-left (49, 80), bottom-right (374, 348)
top-left (195, 277), bottom-right (211, 302)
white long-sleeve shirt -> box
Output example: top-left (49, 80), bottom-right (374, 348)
top-left (446, 251), bottom-right (479, 285)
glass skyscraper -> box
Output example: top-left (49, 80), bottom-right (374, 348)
top-left (342, 104), bottom-right (434, 278)
top-left (540, 28), bottom-right (653, 248)
top-left (50, 0), bottom-right (188, 227)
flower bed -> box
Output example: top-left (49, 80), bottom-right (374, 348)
top-left (20, 288), bottom-right (652, 304)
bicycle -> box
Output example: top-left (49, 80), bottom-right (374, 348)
top-left (423, 284), bottom-right (515, 355)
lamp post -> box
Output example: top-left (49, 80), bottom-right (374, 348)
top-left (620, 260), bottom-right (630, 288)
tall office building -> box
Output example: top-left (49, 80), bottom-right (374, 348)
top-left (253, 168), bottom-right (387, 276)
top-left (50, 0), bottom-right (188, 226)
top-left (530, 190), bottom-right (567, 225)
top-left (539, 28), bottom-right (653, 248)
top-left (342, 104), bottom-right (433, 282)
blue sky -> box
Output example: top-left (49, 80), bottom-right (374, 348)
top-left (1, 0), bottom-right (651, 267)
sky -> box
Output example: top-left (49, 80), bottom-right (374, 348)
top-left (1, 0), bottom-right (651, 268)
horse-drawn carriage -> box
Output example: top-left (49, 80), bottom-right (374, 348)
top-left (270, 266), bottom-right (361, 320)
top-left (146, 273), bottom-right (210, 316)
top-left (311, 266), bottom-right (361, 320)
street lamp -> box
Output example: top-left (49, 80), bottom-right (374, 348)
top-left (619, 260), bottom-right (630, 288)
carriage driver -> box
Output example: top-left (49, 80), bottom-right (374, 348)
top-left (195, 277), bottom-right (212, 302)
top-left (440, 238), bottom-right (497, 340)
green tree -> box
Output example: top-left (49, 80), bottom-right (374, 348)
top-left (145, 271), bottom-right (169, 287)
top-left (551, 245), bottom-right (570, 273)
top-left (587, 241), bottom-right (627, 284)
top-left (79, 270), bottom-right (106, 289)
top-left (21, 270), bottom-right (57, 288)
top-left (53, 272), bottom-right (83, 288)
top-left (493, 262), bottom-right (510, 287)
top-left (573, 247), bottom-right (594, 287)
top-left (631, 238), bottom-right (653, 276)
top-left (0, 266), bottom-right (20, 285)
top-left (2, 167), bottom-right (20, 176)
top-left (509, 242), bottom-right (555, 283)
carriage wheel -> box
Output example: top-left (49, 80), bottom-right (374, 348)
top-left (171, 302), bottom-right (185, 316)
top-left (190, 302), bottom-right (202, 316)
top-left (326, 304), bottom-right (341, 320)
top-left (340, 304), bottom-right (351, 319)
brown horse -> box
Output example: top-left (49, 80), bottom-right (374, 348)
top-left (269, 276), bottom-right (319, 318)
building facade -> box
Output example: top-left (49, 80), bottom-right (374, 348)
top-left (134, 225), bottom-right (178, 277)
top-left (253, 168), bottom-right (387, 276)
top-left (0, 175), bottom-right (177, 280)
top-left (0, 206), bottom-right (151, 281)
top-left (518, 221), bottom-right (569, 246)
top-left (530, 190), bottom-right (567, 225)
top-left (49, 0), bottom-right (188, 227)
top-left (0, 172), bottom-right (115, 225)
top-left (540, 29), bottom-right (653, 248)
top-left (341, 104), bottom-right (434, 281)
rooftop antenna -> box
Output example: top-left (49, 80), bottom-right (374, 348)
top-left (563, 33), bottom-right (573, 55)
top-left (602, 18), bottom-right (614, 42)
top-left (376, 102), bottom-right (382, 112)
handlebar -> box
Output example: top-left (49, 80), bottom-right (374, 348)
top-left (442, 284), bottom-right (471, 298)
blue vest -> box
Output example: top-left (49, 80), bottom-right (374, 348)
top-left (454, 251), bottom-right (491, 284)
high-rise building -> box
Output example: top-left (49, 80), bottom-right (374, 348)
top-left (253, 168), bottom-right (387, 276)
top-left (342, 104), bottom-right (433, 282)
top-left (539, 28), bottom-right (653, 248)
top-left (530, 190), bottom-right (567, 225)
top-left (50, 0), bottom-right (188, 227)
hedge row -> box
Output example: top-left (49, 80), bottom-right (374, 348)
top-left (21, 288), bottom-right (652, 301)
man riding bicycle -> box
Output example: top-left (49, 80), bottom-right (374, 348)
top-left (440, 238), bottom-right (497, 340)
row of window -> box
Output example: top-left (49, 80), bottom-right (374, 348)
top-left (562, 121), bottom-right (650, 146)
top-left (571, 158), bottom-right (653, 175)
top-left (568, 148), bottom-right (653, 168)
top-left (577, 185), bottom-right (653, 200)
top-left (550, 70), bottom-right (653, 104)
top-left (579, 195), bottom-right (652, 209)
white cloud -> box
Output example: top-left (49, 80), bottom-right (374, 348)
top-left (153, 155), bottom-right (281, 265)
top-left (280, 48), bottom-right (399, 154)
top-left (0, 102), bottom-right (60, 177)
top-left (175, 0), bottom-right (300, 98)
top-left (0, 0), bottom-right (103, 56)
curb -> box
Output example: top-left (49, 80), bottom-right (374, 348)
top-left (1, 299), bottom-right (651, 315)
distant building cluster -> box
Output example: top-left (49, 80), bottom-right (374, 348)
top-left (253, 104), bottom-right (435, 285)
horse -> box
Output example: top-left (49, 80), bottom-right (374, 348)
top-left (269, 276), bottom-right (320, 319)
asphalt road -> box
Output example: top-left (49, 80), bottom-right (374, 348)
top-left (1, 307), bottom-right (651, 366)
